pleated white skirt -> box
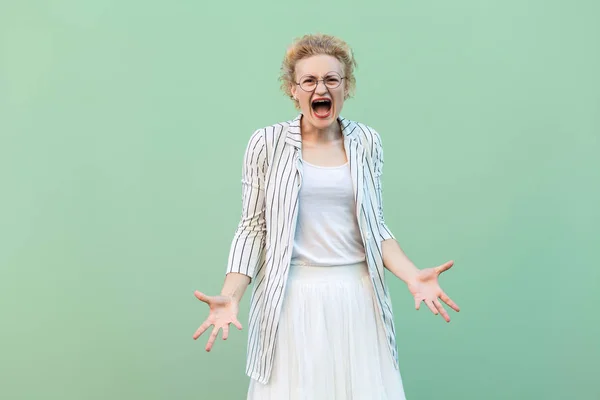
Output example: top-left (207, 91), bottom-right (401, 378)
top-left (247, 261), bottom-right (407, 400)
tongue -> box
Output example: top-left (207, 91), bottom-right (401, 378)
top-left (314, 103), bottom-right (330, 115)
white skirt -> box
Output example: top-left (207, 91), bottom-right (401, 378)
top-left (247, 261), bottom-right (407, 400)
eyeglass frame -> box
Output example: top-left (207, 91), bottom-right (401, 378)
top-left (294, 71), bottom-right (346, 92)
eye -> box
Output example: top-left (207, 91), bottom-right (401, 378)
top-left (325, 76), bottom-right (340, 84)
top-left (301, 77), bottom-right (316, 85)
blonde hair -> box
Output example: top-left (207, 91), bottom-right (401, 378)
top-left (279, 33), bottom-right (358, 110)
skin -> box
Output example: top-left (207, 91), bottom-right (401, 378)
top-left (290, 54), bottom-right (348, 168)
top-left (193, 53), bottom-right (460, 352)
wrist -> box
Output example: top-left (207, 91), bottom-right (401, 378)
top-left (399, 267), bottom-right (420, 286)
top-left (219, 292), bottom-right (239, 303)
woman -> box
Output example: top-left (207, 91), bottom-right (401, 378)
top-left (193, 33), bottom-right (460, 399)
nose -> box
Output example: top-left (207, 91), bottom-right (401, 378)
top-left (314, 79), bottom-right (328, 94)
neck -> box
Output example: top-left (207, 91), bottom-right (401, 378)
top-left (300, 114), bottom-right (343, 144)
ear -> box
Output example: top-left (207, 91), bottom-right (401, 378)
top-left (290, 82), bottom-right (297, 99)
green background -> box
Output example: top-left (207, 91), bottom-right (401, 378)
top-left (2, 1), bottom-right (599, 399)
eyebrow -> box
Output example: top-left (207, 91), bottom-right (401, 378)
top-left (301, 72), bottom-right (341, 78)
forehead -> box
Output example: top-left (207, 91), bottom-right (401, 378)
top-left (295, 54), bottom-right (343, 77)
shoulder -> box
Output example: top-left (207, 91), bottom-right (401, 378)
top-left (243, 118), bottom-right (295, 165)
top-left (247, 119), bottom-right (294, 147)
top-left (344, 118), bottom-right (384, 153)
top-left (245, 119), bottom-right (287, 145)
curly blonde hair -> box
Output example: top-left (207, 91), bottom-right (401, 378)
top-left (279, 33), bottom-right (358, 110)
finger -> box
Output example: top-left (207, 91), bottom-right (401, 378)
top-left (434, 299), bottom-right (450, 322)
top-left (425, 299), bottom-right (438, 315)
top-left (440, 291), bottom-right (460, 312)
top-left (194, 290), bottom-right (211, 304)
top-left (232, 318), bottom-right (243, 330)
top-left (434, 260), bottom-right (454, 275)
top-left (192, 320), bottom-right (212, 340)
top-left (222, 324), bottom-right (229, 340)
top-left (205, 327), bottom-right (220, 352)
top-left (414, 297), bottom-right (421, 310)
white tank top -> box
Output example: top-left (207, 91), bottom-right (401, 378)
top-left (290, 159), bottom-right (366, 267)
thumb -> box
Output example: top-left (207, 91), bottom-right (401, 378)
top-left (435, 260), bottom-right (454, 274)
top-left (194, 290), bottom-right (211, 303)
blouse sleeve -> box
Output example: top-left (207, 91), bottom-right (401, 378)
top-left (373, 131), bottom-right (396, 242)
top-left (225, 129), bottom-right (267, 281)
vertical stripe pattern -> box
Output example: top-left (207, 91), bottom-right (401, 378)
top-left (225, 113), bottom-right (399, 385)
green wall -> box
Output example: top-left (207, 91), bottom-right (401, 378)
top-left (1, 1), bottom-right (598, 399)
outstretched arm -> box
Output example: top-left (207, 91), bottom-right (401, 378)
top-left (373, 130), bottom-right (460, 322)
top-left (193, 129), bottom-right (267, 350)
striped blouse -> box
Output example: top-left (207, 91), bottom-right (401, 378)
top-left (225, 113), bottom-right (399, 384)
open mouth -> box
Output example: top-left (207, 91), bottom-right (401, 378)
top-left (311, 98), bottom-right (332, 118)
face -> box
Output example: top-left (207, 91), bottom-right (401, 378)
top-left (290, 54), bottom-right (347, 130)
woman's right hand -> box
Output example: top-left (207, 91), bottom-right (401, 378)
top-left (192, 290), bottom-right (243, 352)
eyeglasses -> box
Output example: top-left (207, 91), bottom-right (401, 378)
top-left (295, 71), bottom-right (345, 92)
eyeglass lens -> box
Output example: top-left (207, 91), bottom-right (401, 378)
top-left (299, 72), bottom-right (343, 91)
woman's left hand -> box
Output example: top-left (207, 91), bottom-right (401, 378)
top-left (407, 260), bottom-right (460, 322)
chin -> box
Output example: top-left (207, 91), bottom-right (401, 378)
top-left (307, 110), bottom-right (338, 126)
